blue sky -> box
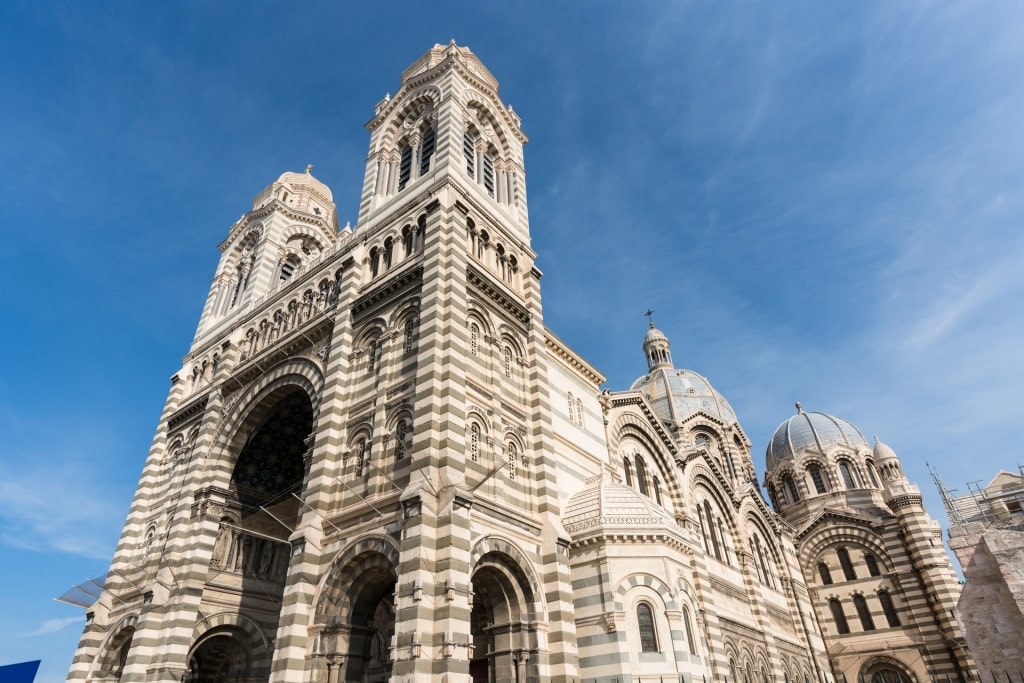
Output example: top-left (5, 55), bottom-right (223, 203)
top-left (2, 2), bottom-right (1023, 679)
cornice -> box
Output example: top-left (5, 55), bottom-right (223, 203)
top-left (606, 392), bottom-right (677, 457)
top-left (466, 263), bottom-right (530, 327)
top-left (167, 395), bottom-right (209, 432)
top-left (544, 331), bottom-right (605, 387)
top-left (351, 264), bottom-right (424, 321)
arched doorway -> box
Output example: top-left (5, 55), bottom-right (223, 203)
top-left (470, 552), bottom-right (538, 683)
top-left (202, 387), bottom-right (315, 683)
top-left (860, 658), bottom-right (916, 683)
top-left (96, 624), bottom-right (135, 681)
top-left (187, 628), bottom-right (252, 683)
top-left (316, 549), bottom-right (397, 683)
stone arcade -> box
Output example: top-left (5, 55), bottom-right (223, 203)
top-left (68, 43), bottom-right (972, 683)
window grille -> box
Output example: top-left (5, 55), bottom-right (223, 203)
top-left (470, 423), bottom-right (480, 462)
top-left (419, 127), bottom-right (435, 175)
top-left (464, 132), bottom-right (475, 177)
top-left (398, 145), bottom-right (412, 190)
top-left (809, 464), bottom-right (827, 494)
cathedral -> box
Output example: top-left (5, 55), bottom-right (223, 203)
top-left (67, 43), bottom-right (973, 683)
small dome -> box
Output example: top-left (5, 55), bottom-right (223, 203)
top-left (276, 167), bottom-right (334, 202)
top-left (644, 326), bottom-right (669, 345)
top-left (563, 476), bottom-right (673, 538)
top-left (766, 407), bottom-right (869, 470)
top-left (872, 437), bottom-right (899, 464)
top-left (631, 367), bottom-right (738, 425)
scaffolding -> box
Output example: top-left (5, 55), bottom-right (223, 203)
top-left (930, 462), bottom-right (1024, 528)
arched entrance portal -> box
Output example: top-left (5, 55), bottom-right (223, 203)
top-left (342, 561), bottom-right (395, 683)
top-left (860, 658), bottom-right (916, 683)
top-left (316, 549), bottom-right (397, 683)
top-left (187, 628), bottom-right (252, 683)
top-left (470, 552), bottom-right (538, 683)
top-left (202, 387), bottom-right (315, 683)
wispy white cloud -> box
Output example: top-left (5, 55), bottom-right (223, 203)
top-left (19, 616), bottom-right (83, 638)
top-left (0, 453), bottom-right (126, 560)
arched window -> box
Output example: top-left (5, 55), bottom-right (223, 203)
top-left (864, 554), bottom-right (880, 577)
top-left (416, 215), bottom-right (426, 250)
top-left (818, 562), bottom-right (833, 585)
top-left (383, 237), bottom-right (394, 270)
top-left (717, 518), bottom-right (732, 566)
top-left (878, 590), bottom-right (900, 627)
top-left (506, 255), bottom-right (517, 285)
top-left (476, 230), bottom-right (488, 260)
top-left (866, 461), bottom-right (880, 487)
top-left (829, 598), bottom-right (850, 634)
top-left (653, 476), bottom-right (662, 505)
top-left (367, 339), bottom-right (380, 374)
top-left (697, 502), bottom-right (710, 553)
top-left (404, 319), bottom-right (417, 354)
top-left (808, 464), bottom-right (828, 494)
top-left (636, 602), bottom-right (659, 653)
top-left (503, 346), bottom-right (513, 378)
top-left (402, 224), bottom-right (414, 256)
top-left (853, 594), bottom-right (875, 631)
top-left (576, 398), bottom-right (584, 428)
top-left (726, 453), bottom-right (737, 479)
top-left (635, 457), bottom-right (649, 496)
top-left (567, 392), bottom-right (575, 424)
top-left (470, 323), bottom-right (479, 356)
top-left (506, 441), bottom-right (517, 480)
top-left (623, 457), bottom-right (633, 487)
top-left (419, 126), bottom-right (435, 175)
top-left (470, 423), bottom-right (480, 462)
top-left (370, 246), bottom-right (380, 277)
top-left (280, 255), bottom-right (300, 282)
top-left (355, 438), bottom-right (369, 477)
top-left (397, 144), bottom-right (413, 191)
top-left (783, 474), bottom-right (800, 503)
top-left (704, 500), bottom-right (722, 560)
top-left (482, 150), bottom-right (495, 197)
top-left (838, 547), bottom-right (857, 580)
top-left (840, 461), bottom-right (857, 489)
top-left (695, 433), bottom-right (711, 449)
top-left (682, 605), bottom-right (696, 654)
top-left (753, 535), bottom-right (774, 588)
top-left (464, 131), bottom-right (476, 177)
top-left (395, 419), bottom-right (409, 460)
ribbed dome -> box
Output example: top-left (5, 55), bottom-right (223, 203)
top-left (766, 407), bottom-right (868, 470)
top-left (872, 437), bottom-right (899, 465)
top-left (644, 326), bottom-right (669, 345)
top-left (631, 368), bottom-right (738, 425)
top-left (276, 168), bottom-right (334, 202)
top-left (563, 476), bottom-right (673, 537)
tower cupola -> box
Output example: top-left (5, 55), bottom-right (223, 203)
top-left (642, 321), bottom-right (673, 371)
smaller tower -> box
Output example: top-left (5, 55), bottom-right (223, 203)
top-left (642, 321), bottom-right (673, 371)
top-left (192, 167), bottom-right (340, 343)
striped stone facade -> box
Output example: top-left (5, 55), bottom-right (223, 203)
top-left (66, 42), bottom-right (968, 683)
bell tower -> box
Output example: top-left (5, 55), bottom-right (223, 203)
top-left (357, 41), bottom-right (529, 240)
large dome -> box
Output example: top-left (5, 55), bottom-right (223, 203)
top-left (766, 407), bottom-right (869, 470)
top-left (630, 367), bottom-right (738, 425)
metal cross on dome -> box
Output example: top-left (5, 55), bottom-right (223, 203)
top-left (645, 309), bottom-right (655, 327)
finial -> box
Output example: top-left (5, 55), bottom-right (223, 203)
top-left (795, 401), bottom-right (803, 414)
top-left (450, 38), bottom-right (457, 45)
top-left (874, 434), bottom-right (878, 443)
top-left (305, 164), bottom-right (313, 174)
top-left (645, 308), bottom-right (655, 329)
